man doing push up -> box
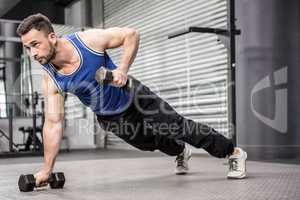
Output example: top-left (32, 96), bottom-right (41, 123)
top-left (17, 13), bottom-right (247, 187)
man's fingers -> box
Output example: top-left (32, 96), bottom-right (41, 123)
top-left (40, 182), bottom-right (48, 187)
top-left (36, 180), bottom-right (48, 187)
top-left (120, 76), bottom-right (127, 85)
top-left (34, 173), bottom-right (49, 187)
top-left (123, 76), bottom-right (127, 84)
top-left (112, 76), bottom-right (127, 87)
top-left (35, 180), bottom-right (41, 187)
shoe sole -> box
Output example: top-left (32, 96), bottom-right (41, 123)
top-left (227, 173), bottom-right (246, 179)
top-left (175, 171), bottom-right (188, 175)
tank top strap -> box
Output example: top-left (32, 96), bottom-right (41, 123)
top-left (41, 63), bottom-right (64, 93)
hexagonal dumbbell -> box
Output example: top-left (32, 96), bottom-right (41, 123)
top-left (18, 172), bottom-right (65, 192)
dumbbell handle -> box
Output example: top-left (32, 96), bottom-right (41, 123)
top-left (95, 67), bottom-right (132, 90)
top-left (42, 173), bottom-right (65, 185)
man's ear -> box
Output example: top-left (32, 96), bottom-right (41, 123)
top-left (48, 32), bottom-right (57, 43)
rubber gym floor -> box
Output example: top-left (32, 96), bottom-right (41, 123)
top-left (0, 149), bottom-right (299, 200)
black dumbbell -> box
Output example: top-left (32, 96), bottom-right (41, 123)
top-left (18, 172), bottom-right (65, 192)
top-left (95, 67), bottom-right (133, 91)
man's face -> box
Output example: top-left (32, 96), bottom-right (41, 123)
top-left (21, 29), bottom-right (56, 64)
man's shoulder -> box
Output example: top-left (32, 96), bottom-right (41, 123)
top-left (76, 29), bottom-right (106, 53)
top-left (77, 29), bottom-right (103, 39)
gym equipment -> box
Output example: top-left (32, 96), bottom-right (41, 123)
top-left (18, 126), bottom-right (43, 151)
top-left (18, 172), bottom-right (65, 192)
top-left (0, 92), bottom-right (45, 156)
top-left (0, 104), bottom-right (18, 152)
top-left (95, 67), bottom-right (133, 91)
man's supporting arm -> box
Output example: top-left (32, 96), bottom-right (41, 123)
top-left (35, 74), bottom-right (64, 186)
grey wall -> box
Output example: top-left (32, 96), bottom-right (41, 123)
top-left (65, 0), bottom-right (104, 28)
top-left (1, 22), bottom-right (22, 115)
top-left (65, 0), bottom-right (92, 27)
top-left (90, 0), bottom-right (104, 28)
top-left (236, 0), bottom-right (300, 160)
top-left (65, 0), bottom-right (86, 27)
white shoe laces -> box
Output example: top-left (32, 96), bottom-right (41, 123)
top-left (229, 158), bottom-right (240, 172)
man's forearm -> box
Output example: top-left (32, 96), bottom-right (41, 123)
top-left (42, 121), bottom-right (63, 173)
top-left (119, 29), bottom-right (140, 73)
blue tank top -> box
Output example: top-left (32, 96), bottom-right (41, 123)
top-left (42, 32), bottom-right (133, 116)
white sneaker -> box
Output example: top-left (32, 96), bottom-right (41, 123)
top-left (175, 148), bottom-right (192, 175)
top-left (227, 147), bottom-right (247, 179)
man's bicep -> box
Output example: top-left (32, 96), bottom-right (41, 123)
top-left (101, 27), bottom-right (129, 48)
top-left (45, 92), bottom-right (64, 123)
top-left (80, 27), bottom-right (137, 50)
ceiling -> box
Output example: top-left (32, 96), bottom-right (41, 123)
top-left (0, 0), bottom-right (21, 18)
top-left (0, 0), bottom-right (75, 19)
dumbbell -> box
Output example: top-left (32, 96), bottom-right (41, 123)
top-left (18, 172), bottom-right (65, 192)
top-left (95, 67), bottom-right (133, 91)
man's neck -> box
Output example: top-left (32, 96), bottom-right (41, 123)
top-left (50, 38), bottom-right (76, 67)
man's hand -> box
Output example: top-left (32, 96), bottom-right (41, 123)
top-left (111, 68), bottom-right (128, 87)
top-left (34, 168), bottom-right (51, 187)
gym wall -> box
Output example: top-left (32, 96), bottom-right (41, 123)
top-left (236, 0), bottom-right (300, 159)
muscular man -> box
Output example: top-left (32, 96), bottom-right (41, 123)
top-left (17, 13), bottom-right (247, 186)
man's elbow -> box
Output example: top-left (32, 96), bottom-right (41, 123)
top-left (45, 114), bottom-right (64, 126)
top-left (125, 28), bottom-right (140, 40)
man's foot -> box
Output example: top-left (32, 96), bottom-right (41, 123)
top-left (227, 147), bottom-right (247, 179)
top-left (175, 147), bottom-right (192, 175)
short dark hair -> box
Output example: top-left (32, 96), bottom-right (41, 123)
top-left (16, 13), bottom-right (54, 36)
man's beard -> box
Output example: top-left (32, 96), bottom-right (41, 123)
top-left (39, 43), bottom-right (56, 64)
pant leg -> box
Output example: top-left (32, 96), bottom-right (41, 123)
top-left (97, 107), bottom-right (156, 152)
top-left (133, 79), bottom-right (234, 158)
top-left (97, 99), bottom-right (185, 156)
top-left (143, 122), bottom-right (185, 156)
